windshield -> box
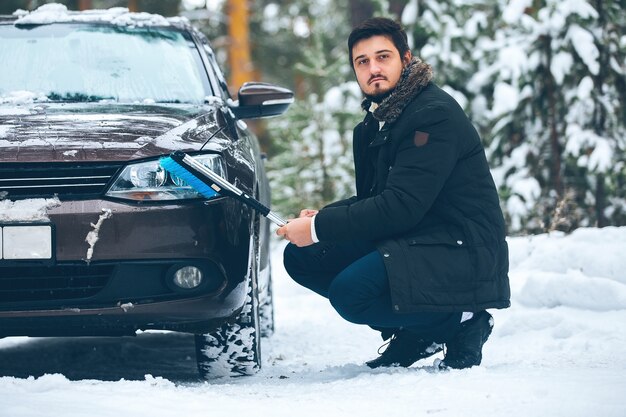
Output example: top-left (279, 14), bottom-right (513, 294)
top-left (0, 23), bottom-right (213, 104)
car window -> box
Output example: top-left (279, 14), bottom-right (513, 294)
top-left (202, 43), bottom-right (232, 101)
top-left (0, 23), bottom-right (214, 104)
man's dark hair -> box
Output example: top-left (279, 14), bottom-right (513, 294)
top-left (348, 17), bottom-right (410, 66)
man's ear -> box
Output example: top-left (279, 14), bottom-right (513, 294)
top-left (403, 51), bottom-right (412, 66)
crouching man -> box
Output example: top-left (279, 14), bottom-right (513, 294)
top-left (277, 17), bottom-right (510, 370)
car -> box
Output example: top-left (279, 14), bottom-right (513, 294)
top-left (0, 4), bottom-right (292, 379)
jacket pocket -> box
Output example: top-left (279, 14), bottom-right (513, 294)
top-left (404, 234), bottom-right (474, 292)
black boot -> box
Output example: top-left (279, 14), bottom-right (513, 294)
top-left (438, 311), bottom-right (494, 370)
top-left (366, 330), bottom-right (443, 369)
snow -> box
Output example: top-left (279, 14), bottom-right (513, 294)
top-left (564, 123), bottom-right (613, 173)
top-left (567, 25), bottom-right (600, 75)
top-left (586, 138), bottom-right (613, 172)
top-left (0, 125), bottom-right (11, 138)
top-left (502, 0), bottom-right (532, 24)
top-left (0, 91), bottom-right (48, 105)
top-left (84, 208), bottom-right (112, 262)
top-left (292, 16), bottom-right (310, 38)
top-left (0, 227), bottom-right (625, 416)
top-left (13, 3), bottom-right (184, 27)
top-left (401, 0), bottom-right (418, 25)
top-left (182, 0), bottom-right (206, 10)
top-left (551, 51), bottom-right (574, 85)
top-left (464, 12), bottom-right (488, 39)
top-left (323, 82), bottom-right (361, 113)
top-left (491, 82), bottom-right (519, 117)
top-left (0, 198), bottom-right (61, 222)
top-left (556, 0), bottom-right (599, 20)
top-left (118, 302), bottom-right (134, 312)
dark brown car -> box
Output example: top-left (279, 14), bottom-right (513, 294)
top-left (0, 5), bottom-right (292, 378)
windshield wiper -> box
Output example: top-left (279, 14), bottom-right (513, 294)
top-left (46, 92), bottom-right (115, 102)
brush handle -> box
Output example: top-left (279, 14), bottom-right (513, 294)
top-left (226, 187), bottom-right (287, 227)
top-left (236, 191), bottom-right (287, 227)
top-left (172, 151), bottom-right (287, 227)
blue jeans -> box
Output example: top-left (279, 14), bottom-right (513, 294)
top-left (283, 241), bottom-right (461, 342)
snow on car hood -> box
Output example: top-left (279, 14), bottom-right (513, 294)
top-left (0, 102), bottom-right (231, 162)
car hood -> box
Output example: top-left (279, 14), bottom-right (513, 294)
top-left (0, 102), bottom-right (232, 162)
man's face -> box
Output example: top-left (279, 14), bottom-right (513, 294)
top-left (351, 35), bottom-right (411, 100)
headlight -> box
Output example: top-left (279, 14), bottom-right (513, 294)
top-left (105, 154), bottom-right (226, 201)
top-left (130, 163), bottom-right (167, 188)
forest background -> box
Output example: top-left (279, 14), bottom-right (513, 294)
top-left (2, 0), bottom-right (625, 235)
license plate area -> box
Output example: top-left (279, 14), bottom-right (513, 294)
top-left (0, 222), bottom-right (55, 265)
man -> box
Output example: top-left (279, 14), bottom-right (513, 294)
top-left (277, 17), bottom-right (510, 370)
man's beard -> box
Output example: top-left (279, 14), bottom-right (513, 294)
top-left (364, 88), bottom-right (394, 103)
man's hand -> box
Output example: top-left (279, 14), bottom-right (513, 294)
top-left (299, 209), bottom-right (319, 218)
top-left (276, 216), bottom-right (314, 247)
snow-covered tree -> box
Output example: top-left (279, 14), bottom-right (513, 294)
top-left (466, 0), bottom-right (626, 233)
top-left (401, 0), bottom-right (503, 135)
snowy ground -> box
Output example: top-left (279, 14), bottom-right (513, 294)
top-left (1, 227), bottom-right (625, 417)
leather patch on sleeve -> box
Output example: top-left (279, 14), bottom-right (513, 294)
top-left (413, 131), bottom-right (429, 147)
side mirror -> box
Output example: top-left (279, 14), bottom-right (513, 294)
top-left (229, 82), bottom-right (294, 119)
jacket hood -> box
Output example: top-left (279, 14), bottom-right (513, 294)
top-left (0, 102), bottom-right (230, 162)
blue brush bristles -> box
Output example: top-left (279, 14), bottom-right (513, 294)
top-left (159, 156), bottom-right (219, 199)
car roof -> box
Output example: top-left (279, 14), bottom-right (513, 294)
top-left (0, 3), bottom-right (192, 31)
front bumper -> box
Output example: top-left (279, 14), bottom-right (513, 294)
top-left (0, 197), bottom-right (254, 337)
top-left (0, 287), bottom-right (247, 337)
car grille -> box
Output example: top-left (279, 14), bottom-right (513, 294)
top-left (0, 264), bottom-right (113, 302)
top-left (0, 162), bottom-right (124, 200)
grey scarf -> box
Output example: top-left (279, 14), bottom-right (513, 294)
top-left (362, 57), bottom-right (434, 124)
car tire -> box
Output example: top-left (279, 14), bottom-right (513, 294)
top-left (259, 265), bottom-right (275, 338)
top-left (194, 230), bottom-right (261, 379)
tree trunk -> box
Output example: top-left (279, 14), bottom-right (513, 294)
top-left (349, 0), bottom-right (374, 28)
top-left (591, 0), bottom-right (608, 227)
top-left (595, 174), bottom-right (607, 227)
top-left (227, 0), bottom-right (254, 93)
top-left (389, 0), bottom-right (405, 19)
top-left (542, 34), bottom-right (563, 196)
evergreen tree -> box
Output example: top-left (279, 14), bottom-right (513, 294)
top-left (467, 0), bottom-right (626, 233)
top-left (400, 0), bottom-right (501, 134)
top-left (565, 0), bottom-right (626, 228)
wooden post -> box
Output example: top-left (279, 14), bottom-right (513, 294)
top-left (227, 0), bottom-right (254, 94)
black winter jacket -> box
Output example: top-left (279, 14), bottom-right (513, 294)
top-left (314, 82), bottom-right (511, 313)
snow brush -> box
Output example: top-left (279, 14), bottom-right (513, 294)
top-left (159, 151), bottom-right (287, 227)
